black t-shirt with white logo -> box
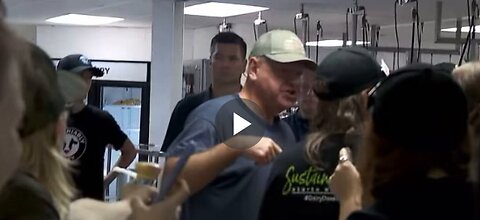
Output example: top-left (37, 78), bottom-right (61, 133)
top-left (64, 105), bottom-right (127, 200)
top-left (259, 133), bottom-right (360, 220)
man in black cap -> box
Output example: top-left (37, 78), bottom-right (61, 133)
top-left (57, 54), bottom-right (137, 200)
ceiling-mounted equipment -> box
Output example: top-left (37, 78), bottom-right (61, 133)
top-left (435, 1), bottom-right (480, 64)
top-left (394, 1), bottom-right (400, 69)
top-left (370, 24), bottom-right (381, 58)
top-left (405, 0), bottom-right (421, 63)
top-left (393, 0), bottom-right (421, 66)
top-left (409, 2), bottom-right (417, 64)
top-left (344, 0), bottom-right (366, 47)
top-left (253, 11), bottom-right (268, 40)
top-left (294, 4), bottom-right (311, 57)
top-left (459, 0), bottom-right (479, 65)
top-left (398, 0), bottom-right (417, 5)
top-left (315, 20), bottom-right (324, 64)
top-left (218, 18), bottom-right (232, 32)
top-left (361, 8), bottom-right (370, 48)
top-left (337, 0), bottom-right (458, 68)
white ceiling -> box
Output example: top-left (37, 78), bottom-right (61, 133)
top-left (2, 0), bottom-right (471, 38)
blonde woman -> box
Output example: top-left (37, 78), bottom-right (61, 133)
top-left (453, 62), bottom-right (480, 135)
top-left (0, 40), bottom-right (76, 219)
top-left (452, 62), bottom-right (480, 219)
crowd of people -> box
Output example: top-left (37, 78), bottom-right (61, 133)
top-left (0, 0), bottom-right (478, 219)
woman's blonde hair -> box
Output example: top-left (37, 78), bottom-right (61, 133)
top-left (453, 62), bottom-right (480, 121)
top-left (17, 42), bottom-right (74, 219)
top-left (305, 81), bottom-right (368, 167)
top-left (20, 120), bottom-right (74, 218)
top-left (453, 62), bottom-right (480, 198)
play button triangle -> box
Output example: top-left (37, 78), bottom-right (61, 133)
top-left (215, 98), bottom-right (265, 149)
top-left (233, 112), bottom-right (251, 135)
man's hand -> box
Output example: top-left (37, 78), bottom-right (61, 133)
top-left (242, 137), bottom-right (282, 165)
top-left (121, 184), bottom-right (158, 205)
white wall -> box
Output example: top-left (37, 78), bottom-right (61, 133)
top-left (192, 26), bottom-right (218, 59)
top-left (33, 25), bottom-right (199, 62)
top-left (32, 25), bottom-right (209, 62)
top-left (36, 25), bottom-right (152, 61)
top-left (187, 24), bottom-right (256, 60)
top-left (231, 23), bottom-right (256, 59)
top-left (183, 29), bottom-right (194, 60)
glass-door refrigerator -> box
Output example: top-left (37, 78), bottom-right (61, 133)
top-left (86, 60), bottom-right (151, 201)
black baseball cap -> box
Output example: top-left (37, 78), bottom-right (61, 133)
top-left (369, 63), bottom-right (468, 151)
top-left (57, 54), bottom-right (104, 77)
top-left (314, 47), bottom-right (386, 101)
top-left (434, 62), bottom-right (456, 75)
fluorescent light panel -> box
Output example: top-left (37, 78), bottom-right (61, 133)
top-left (441, 25), bottom-right (480, 33)
top-left (46, 14), bottom-right (124, 25)
top-left (185, 2), bottom-right (269, 17)
top-left (306, 40), bottom-right (370, 47)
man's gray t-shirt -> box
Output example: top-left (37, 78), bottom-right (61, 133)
top-left (166, 94), bottom-right (296, 220)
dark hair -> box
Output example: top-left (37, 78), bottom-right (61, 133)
top-left (358, 123), bottom-right (471, 205)
top-left (210, 32), bottom-right (247, 59)
top-left (359, 65), bottom-right (471, 204)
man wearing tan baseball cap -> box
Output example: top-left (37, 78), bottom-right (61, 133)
top-left (165, 30), bottom-right (315, 220)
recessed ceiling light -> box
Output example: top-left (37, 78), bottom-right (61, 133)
top-left (184, 2), bottom-right (269, 17)
top-left (46, 14), bottom-right (124, 25)
top-left (441, 25), bottom-right (480, 33)
top-left (306, 40), bottom-right (370, 47)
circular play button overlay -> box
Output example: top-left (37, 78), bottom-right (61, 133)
top-left (215, 98), bottom-right (266, 150)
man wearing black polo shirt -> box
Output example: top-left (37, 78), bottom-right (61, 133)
top-left (161, 32), bottom-right (247, 151)
top-left (57, 54), bottom-right (137, 200)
